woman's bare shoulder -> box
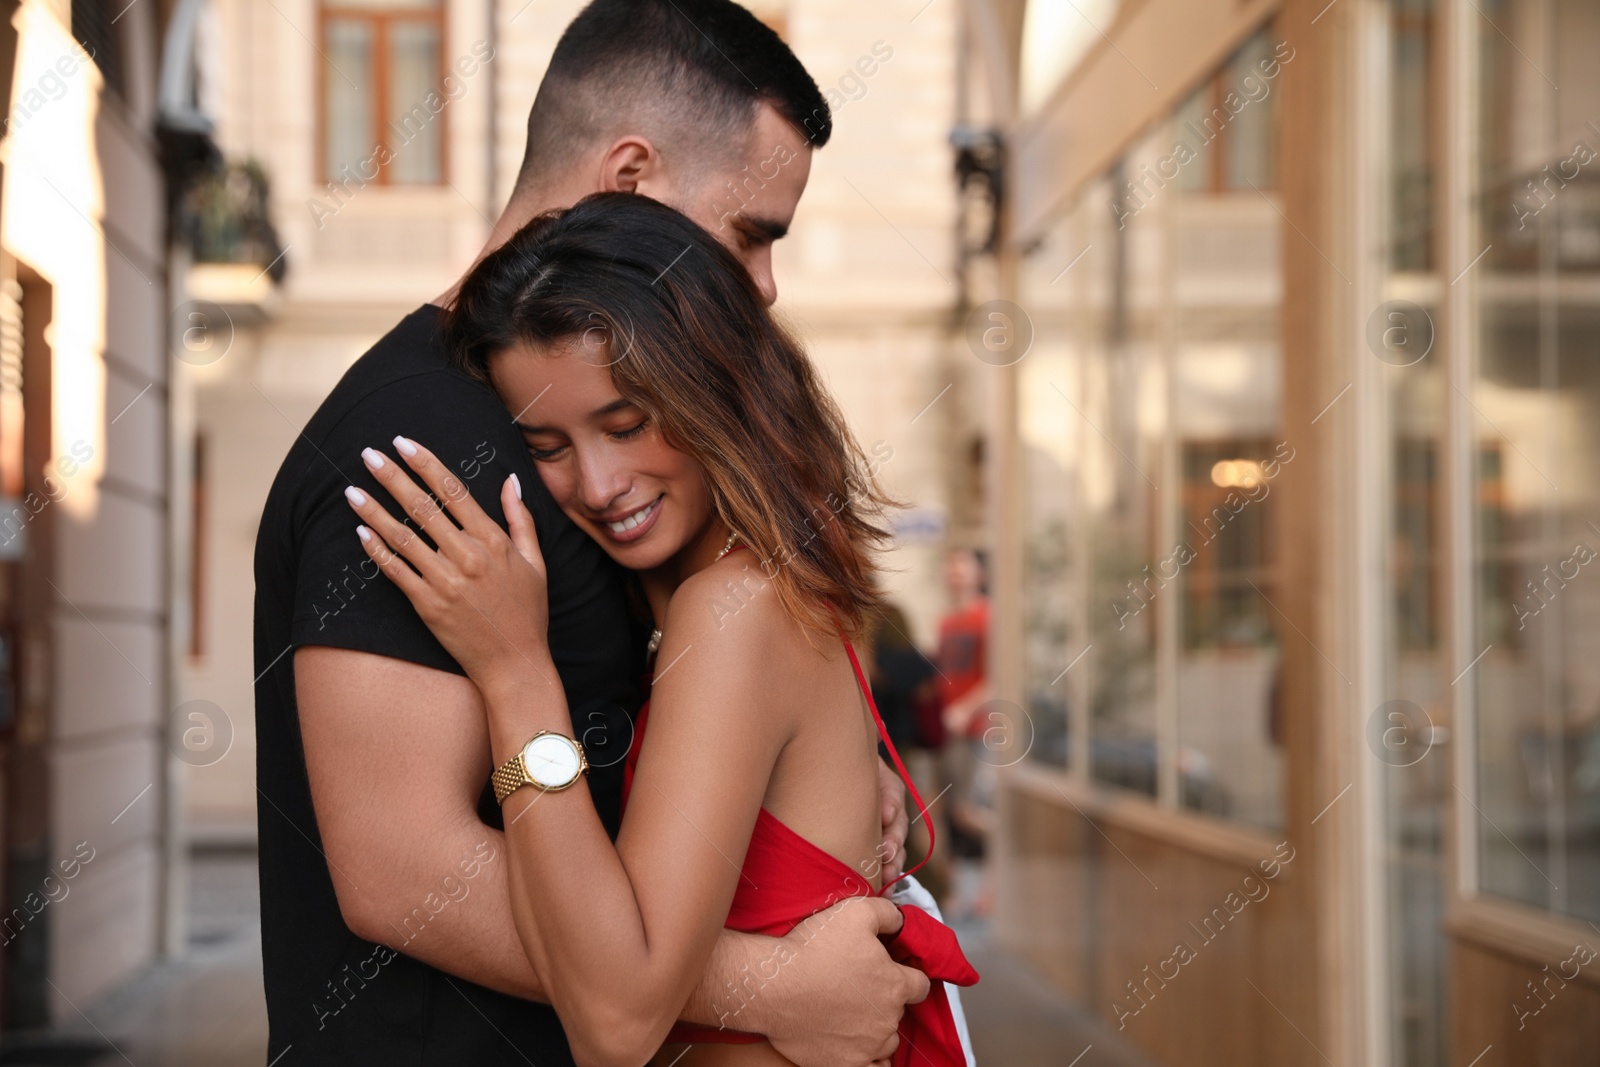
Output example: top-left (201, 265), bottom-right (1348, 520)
top-left (670, 555), bottom-right (784, 640)
top-left (665, 555), bottom-right (835, 677)
top-left (647, 558), bottom-right (822, 756)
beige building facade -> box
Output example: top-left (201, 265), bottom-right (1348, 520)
top-left (0, 0), bottom-right (185, 1026)
top-left (181, 0), bottom-right (975, 837)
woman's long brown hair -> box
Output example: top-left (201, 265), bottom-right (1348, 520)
top-left (445, 191), bottom-right (896, 638)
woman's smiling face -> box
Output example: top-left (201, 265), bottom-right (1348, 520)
top-left (489, 336), bottom-right (717, 572)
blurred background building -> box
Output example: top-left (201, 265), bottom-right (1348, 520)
top-left (0, 0), bottom-right (207, 1034)
top-left (0, 0), bottom-right (1594, 1064)
top-left (176, 0), bottom-right (975, 849)
top-left (978, 0), bottom-right (1600, 1064)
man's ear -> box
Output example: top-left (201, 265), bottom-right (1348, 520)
top-left (595, 136), bottom-right (660, 193)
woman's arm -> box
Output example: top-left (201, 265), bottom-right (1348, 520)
top-left (346, 440), bottom-right (915, 1067)
top-left (297, 646), bottom-right (921, 1062)
top-left (481, 579), bottom-right (790, 1064)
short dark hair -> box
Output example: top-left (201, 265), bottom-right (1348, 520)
top-left (444, 193), bottom-right (893, 638)
top-left (515, 0), bottom-right (830, 196)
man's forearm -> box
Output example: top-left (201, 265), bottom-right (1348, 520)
top-left (379, 821), bottom-right (785, 1033)
top-left (388, 839), bottom-right (913, 1067)
top-left (679, 928), bottom-right (791, 1031)
top-left (370, 825), bottom-right (550, 1002)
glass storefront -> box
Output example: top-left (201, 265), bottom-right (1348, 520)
top-left (1020, 26), bottom-right (1287, 831)
top-left (1381, 3), bottom-right (1448, 1063)
top-left (1470, 0), bottom-right (1600, 923)
top-left (1003, 0), bottom-right (1600, 1060)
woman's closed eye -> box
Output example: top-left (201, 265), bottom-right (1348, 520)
top-left (610, 418), bottom-right (649, 442)
top-left (525, 420), bottom-right (649, 462)
top-left (527, 442), bottom-right (566, 462)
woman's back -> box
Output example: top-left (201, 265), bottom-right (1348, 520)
top-left (629, 552), bottom-right (886, 891)
top-left (633, 556), bottom-right (915, 1067)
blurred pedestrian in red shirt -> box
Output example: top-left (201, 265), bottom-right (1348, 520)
top-left (938, 549), bottom-right (990, 741)
top-left (936, 548), bottom-right (995, 918)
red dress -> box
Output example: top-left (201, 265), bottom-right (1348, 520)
top-left (622, 630), bottom-right (978, 1067)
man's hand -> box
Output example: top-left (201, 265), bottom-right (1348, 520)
top-left (762, 896), bottom-right (930, 1067)
top-left (878, 758), bottom-right (909, 883)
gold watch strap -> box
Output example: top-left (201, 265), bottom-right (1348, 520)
top-left (490, 732), bottom-right (590, 805)
top-left (491, 752), bottom-right (530, 805)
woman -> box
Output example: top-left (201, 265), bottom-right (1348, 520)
top-left (342, 193), bottom-right (976, 1067)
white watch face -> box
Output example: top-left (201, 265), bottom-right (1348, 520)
top-left (522, 734), bottom-right (582, 788)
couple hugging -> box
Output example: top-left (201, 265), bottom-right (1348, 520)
top-left (253, 1), bottom-right (978, 1065)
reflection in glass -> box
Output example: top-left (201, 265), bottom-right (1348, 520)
top-left (1382, 331), bottom-right (1449, 1066)
top-left (1380, 4), bottom-right (1448, 1064)
top-left (1391, 0), bottom-right (1435, 271)
top-left (1017, 27), bottom-right (1288, 830)
top-left (1086, 158), bottom-right (1160, 798)
top-left (1167, 25), bottom-right (1285, 829)
top-left (1019, 212), bottom-right (1081, 770)
top-left (1472, 0), bottom-right (1600, 923)
top-left (1222, 33), bottom-right (1276, 191)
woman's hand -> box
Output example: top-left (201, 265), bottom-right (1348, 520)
top-left (345, 437), bottom-right (554, 694)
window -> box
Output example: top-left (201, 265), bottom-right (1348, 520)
top-left (1469, 0), bottom-right (1600, 923)
top-left (72, 0), bottom-right (125, 98)
top-left (1019, 26), bottom-right (1288, 830)
top-left (1390, 0), bottom-right (1436, 271)
top-left (1379, 4), bottom-right (1447, 1064)
top-left (1083, 158), bottom-right (1161, 800)
top-left (1180, 436), bottom-right (1276, 652)
top-left (190, 432), bottom-right (206, 659)
top-left (320, 0), bottom-right (444, 186)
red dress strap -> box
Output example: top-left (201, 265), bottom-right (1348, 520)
top-left (839, 633), bottom-right (935, 894)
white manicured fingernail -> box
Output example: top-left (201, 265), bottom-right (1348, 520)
top-left (357, 525), bottom-right (372, 543)
top-left (510, 473), bottom-right (522, 500)
top-left (393, 436), bottom-right (418, 457)
top-left (345, 486), bottom-right (367, 507)
top-left (362, 447), bottom-right (385, 469)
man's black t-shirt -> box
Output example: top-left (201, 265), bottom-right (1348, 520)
top-left (253, 305), bottom-right (639, 1065)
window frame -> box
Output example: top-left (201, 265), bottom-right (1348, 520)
top-left (1445, 0), bottom-right (1600, 930)
top-left (1016, 23), bottom-right (1290, 831)
top-left (1404, 0), bottom-right (1600, 977)
top-left (315, 0), bottom-right (450, 188)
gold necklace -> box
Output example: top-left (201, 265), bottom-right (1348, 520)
top-left (646, 531), bottom-right (739, 657)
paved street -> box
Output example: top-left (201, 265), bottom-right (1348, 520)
top-left (7, 852), bottom-right (1154, 1067)
top-left (957, 928), bottom-right (1158, 1067)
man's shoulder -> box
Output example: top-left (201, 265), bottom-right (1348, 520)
top-left (256, 306), bottom-right (525, 562)
top-left (275, 308), bottom-right (520, 475)
top-left (307, 305), bottom-right (511, 439)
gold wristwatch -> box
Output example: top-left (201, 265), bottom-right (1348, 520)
top-left (491, 731), bottom-right (590, 803)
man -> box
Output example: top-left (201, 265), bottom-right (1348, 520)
top-left (936, 546), bottom-right (993, 919)
top-left (937, 548), bottom-right (990, 740)
top-left (253, 2), bottom-right (923, 1064)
